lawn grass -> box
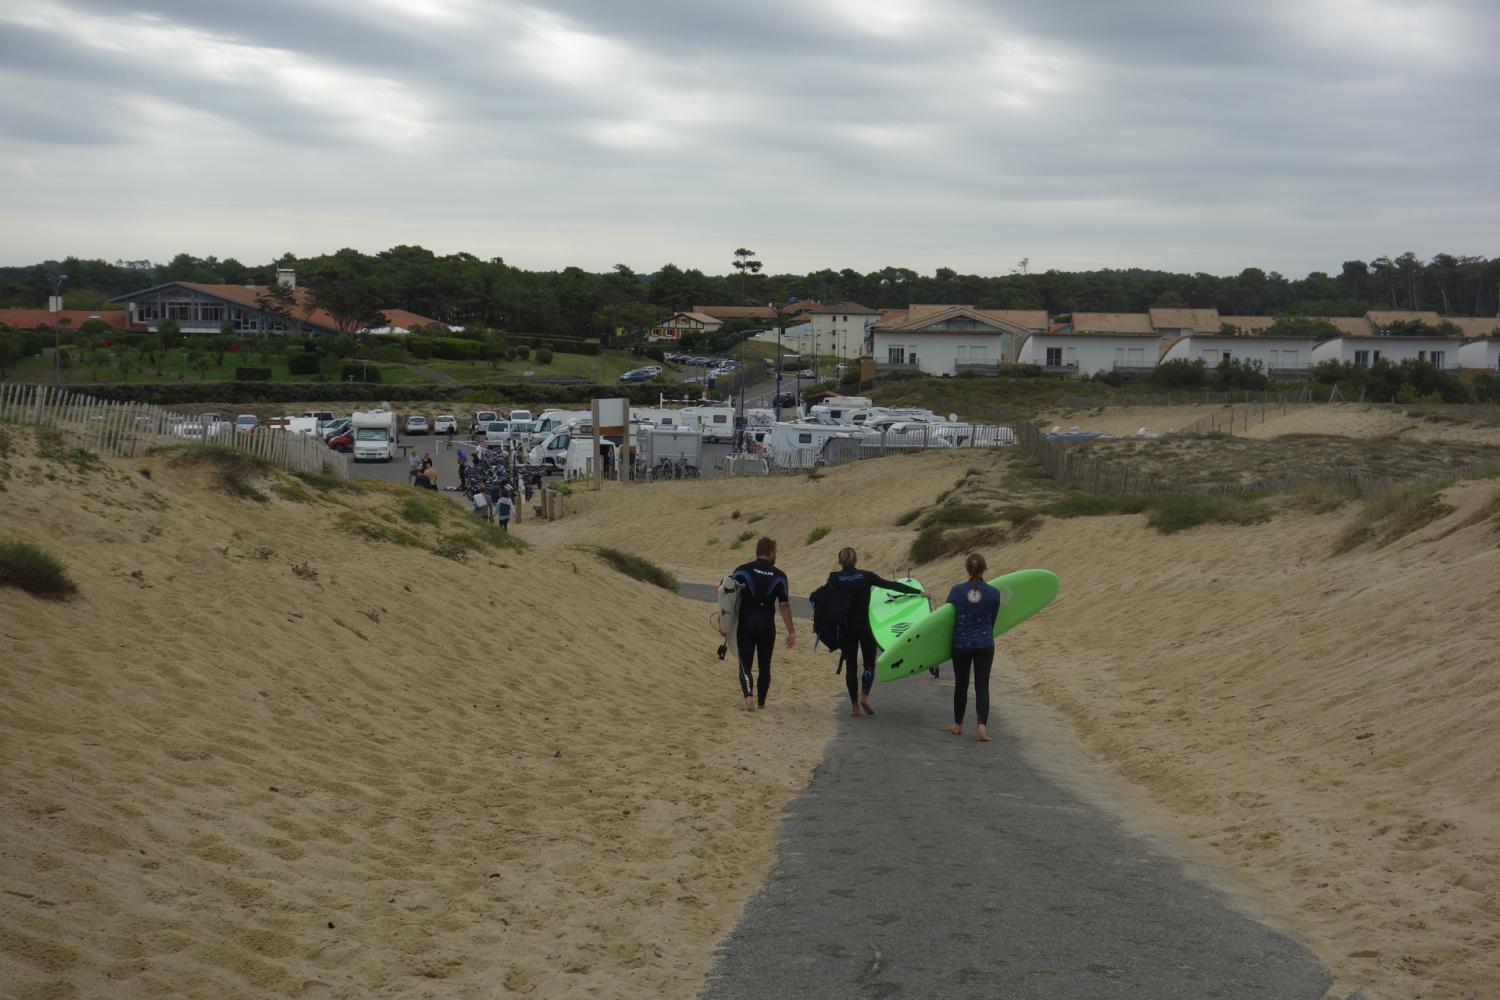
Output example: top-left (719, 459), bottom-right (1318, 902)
top-left (420, 350), bottom-right (641, 383)
top-left (10, 353), bottom-right (421, 386)
top-left (0, 539), bottom-right (78, 599)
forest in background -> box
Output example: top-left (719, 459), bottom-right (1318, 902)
top-left (3, 247), bottom-right (1498, 340)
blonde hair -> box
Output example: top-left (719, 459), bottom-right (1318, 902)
top-left (837, 547), bottom-right (858, 570)
top-left (964, 552), bottom-right (987, 580)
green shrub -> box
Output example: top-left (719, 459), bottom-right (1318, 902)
top-left (729, 530), bottom-right (755, 550)
top-left (535, 349), bottom-right (554, 364)
top-left (340, 363), bottom-right (382, 383)
top-left (593, 546), bottom-right (677, 590)
top-left (806, 525), bottom-right (830, 545)
top-left (1145, 494), bottom-right (1273, 535)
top-left (1004, 495), bottom-right (1149, 521)
top-left (746, 514), bottom-right (764, 524)
top-left (287, 351), bottom-right (321, 375)
top-left (397, 496), bottom-right (443, 527)
top-left (730, 509), bottom-right (740, 519)
top-left (908, 524), bottom-right (1013, 564)
top-left (0, 539), bottom-right (78, 599)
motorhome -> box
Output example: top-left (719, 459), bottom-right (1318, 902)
top-left (563, 438), bottom-right (618, 480)
top-left (767, 421), bottom-right (864, 469)
top-left (535, 409), bottom-right (590, 435)
top-left (679, 405), bottom-right (735, 443)
top-left (807, 396), bottom-right (874, 425)
top-left (642, 427), bottom-right (703, 468)
top-left (630, 406), bottom-right (687, 430)
top-left (350, 409), bottom-right (398, 462)
top-left (528, 430), bottom-right (575, 469)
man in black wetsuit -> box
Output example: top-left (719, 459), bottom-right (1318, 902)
top-left (730, 537), bottom-right (796, 711)
top-left (824, 547), bottom-right (923, 717)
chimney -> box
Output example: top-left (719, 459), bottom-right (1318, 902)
top-left (276, 268), bottom-right (296, 291)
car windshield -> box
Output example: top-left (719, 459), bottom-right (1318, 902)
top-left (487, 422), bottom-right (508, 432)
top-left (355, 428), bottom-right (387, 440)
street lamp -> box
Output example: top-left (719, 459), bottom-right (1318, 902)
top-left (747, 295), bottom-right (798, 422)
top-left (52, 273), bottom-right (68, 383)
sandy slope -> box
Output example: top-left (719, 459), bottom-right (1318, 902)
top-left (521, 449), bottom-right (1500, 1000)
top-left (0, 431), bottom-right (834, 1000)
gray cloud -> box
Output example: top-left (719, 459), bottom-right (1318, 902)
top-left (0, 0), bottom-right (1496, 276)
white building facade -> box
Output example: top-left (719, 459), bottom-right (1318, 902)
top-left (1016, 334), bottom-right (1160, 376)
top-left (1457, 339), bottom-right (1500, 373)
top-left (871, 306), bottom-right (1033, 376)
top-left (1309, 336), bottom-right (1464, 371)
top-left (807, 303), bottom-right (881, 359)
top-left (1160, 335), bottom-right (1323, 378)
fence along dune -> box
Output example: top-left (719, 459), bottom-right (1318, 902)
top-left (0, 382), bottom-right (345, 476)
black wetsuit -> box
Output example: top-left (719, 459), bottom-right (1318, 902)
top-left (824, 569), bottom-right (923, 705)
top-left (731, 558), bottom-right (790, 706)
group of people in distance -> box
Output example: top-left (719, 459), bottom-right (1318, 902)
top-left (724, 538), bottom-right (1001, 742)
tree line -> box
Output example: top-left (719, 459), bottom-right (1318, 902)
top-left (3, 247), bottom-right (1498, 341)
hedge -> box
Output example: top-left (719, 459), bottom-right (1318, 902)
top-left (286, 352), bottom-right (321, 375)
top-left (234, 367), bottom-right (272, 381)
top-left (340, 363), bottom-right (383, 383)
top-left (33, 379), bottom-right (702, 407)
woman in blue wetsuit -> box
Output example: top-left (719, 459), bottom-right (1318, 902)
top-left (947, 552), bottom-right (1002, 743)
top-left (824, 548), bottom-right (923, 718)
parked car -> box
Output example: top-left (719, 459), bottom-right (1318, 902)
top-left (328, 431), bottom-right (354, 452)
top-left (405, 414), bottom-right (430, 435)
top-left (483, 420), bottom-right (514, 445)
top-left (321, 418), bottom-right (351, 441)
top-left (471, 410), bottom-right (499, 433)
top-left (434, 414), bottom-right (458, 434)
top-left (773, 392), bottom-right (799, 408)
top-left (619, 368), bottom-right (655, 383)
top-left (797, 369), bottom-right (816, 379)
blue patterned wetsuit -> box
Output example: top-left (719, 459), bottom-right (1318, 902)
top-left (946, 580), bottom-right (1002, 726)
top-left (731, 559), bottom-right (791, 706)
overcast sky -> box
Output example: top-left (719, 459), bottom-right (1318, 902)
top-left (1, 0), bottom-right (1496, 277)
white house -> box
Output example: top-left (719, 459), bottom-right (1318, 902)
top-left (871, 305), bottom-right (1042, 376)
top-left (1160, 334), bottom-right (1321, 378)
top-left (806, 302), bottom-right (881, 359)
top-left (1457, 338), bottom-right (1500, 374)
top-left (1017, 333), bottom-right (1161, 376)
top-left (647, 311), bottom-right (723, 342)
top-left (1310, 336), bottom-right (1464, 371)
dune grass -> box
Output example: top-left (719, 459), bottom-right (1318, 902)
top-left (729, 530), bottom-right (755, 550)
top-left (397, 496), bottom-right (444, 527)
top-left (592, 546), bottom-right (678, 591)
top-left (917, 503), bottom-right (998, 530)
top-left (806, 526), bottom-right (830, 545)
top-left (894, 506), bottom-right (925, 526)
top-left (334, 511), bottom-right (425, 548)
top-left (163, 444), bottom-right (274, 501)
top-left (1334, 480), bottom-right (1454, 554)
top-left (0, 539), bottom-right (78, 599)
top-left (1144, 494), bottom-right (1274, 535)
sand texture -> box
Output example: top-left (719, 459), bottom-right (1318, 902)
top-left (524, 447), bottom-right (1500, 1000)
top-left (0, 429), bottom-right (833, 999)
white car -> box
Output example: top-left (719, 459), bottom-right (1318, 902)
top-left (483, 420), bottom-right (514, 445)
top-left (405, 415), bottom-right (430, 435)
top-left (234, 414), bottom-right (258, 433)
top-left (433, 414), bottom-right (458, 434)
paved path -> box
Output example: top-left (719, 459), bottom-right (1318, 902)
top-left (695, 654), bottom-right (1338, 999)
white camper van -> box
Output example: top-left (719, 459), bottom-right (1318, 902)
top-left (808, 396), bottom-right (874, 425)
top-left (350, 409), bottom-right (398, 462)
top-left (767, 422), bottom-right (862, 469)
top-left (563, 438), bottom-right (618, 480)
top-left (680, 405), bottom-right (735, 443)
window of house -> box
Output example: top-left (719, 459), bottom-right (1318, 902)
top-left (1284, 350), bottom-right (1297, 365)
top-left (1127, 348), bottom-right (1145, 364)
top-left (199, 303), bottom-right (225, 323)
top-left (1354, 350), bottom-right (1370, 367)
top-left (1203, 350), bottom-right (1220, 363)
top-left (1430, 351), bottom-right (1444, 367)
top-left (887, 346), bottom-right (905, 364)
top-left (166, 301), bottom-right (193, 320)
top-left (1046, 347), bottom-right (1062, 366)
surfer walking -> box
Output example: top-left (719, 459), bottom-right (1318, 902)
top-left (824, 548), bottom-right (923, 718)
top-left (730, 538), bottom-right (796, 712)
top-left (947, 553), bottom-right (1001, 743)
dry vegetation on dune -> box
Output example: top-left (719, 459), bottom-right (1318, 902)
top-left (519, 443), bottom-right (1500, 1000)
top-left (0, 428), bottom-right (834, 1000)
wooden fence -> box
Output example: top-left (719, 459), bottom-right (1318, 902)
top-left (0, 383), bottom-right (346, 478)
top-left (1178, 400), bottom-right (1307, 435)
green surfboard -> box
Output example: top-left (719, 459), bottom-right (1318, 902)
top-left (868, 577), bottom-right (928, 650)
top-left (875, 568), bottom-right (1059, 682)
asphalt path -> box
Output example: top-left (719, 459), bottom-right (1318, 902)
top-left (689, 599), bottom-right (1342, 999)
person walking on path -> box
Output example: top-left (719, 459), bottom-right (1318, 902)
top-left (408, 453), bottom-right (420, 483)
top-left (495, 489), bottom-right (514, 531)
top-left (947, 552), bottom-right (1001, 742)
top-left (730, 537), bottom-right (796, 712)
top-left (823, 548), bottom-right (923, 718)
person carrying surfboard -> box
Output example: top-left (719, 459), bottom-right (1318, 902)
top-left (947, 552), bottom-right (1002, 742)
top-left (729, 537), bottom-right (796, 712)
top-left (821, 548), bottom-right (923, 718)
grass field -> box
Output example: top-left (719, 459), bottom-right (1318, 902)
top-left (7, 352), bottom-right (422, 385)
top-left (867, 376), bottom-right (1085, 421)
top-left (418, 350), bottom-right (643, 383)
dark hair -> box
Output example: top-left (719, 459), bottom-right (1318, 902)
top-left (755, 536), bottom-right (777, 558)
top-left (837, 547), bottom-right (857, 570)
top-left (965, 552), bottom-right (987, 580)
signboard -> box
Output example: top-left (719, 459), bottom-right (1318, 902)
top-left (593, 397), bottom-right (627, 436)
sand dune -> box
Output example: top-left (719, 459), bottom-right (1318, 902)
top-left (0, 432), bottom-right (833, 999)
top-left (522, 449), bottom-right (1500, 1000)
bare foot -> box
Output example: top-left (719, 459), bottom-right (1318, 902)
top-left (744, 697), bottom-right (756, 713)
top-left (850, 705), bottom-right (862, 717)
top-left (949, 724), bottom-right (962, 736)
top-left (860, 697), bottom-right (875, 716)
top-left (977, 724), bottom-right (990, 743)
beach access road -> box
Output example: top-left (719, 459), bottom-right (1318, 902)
top-left (699, 667), bottom-right (1342, 1000)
